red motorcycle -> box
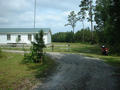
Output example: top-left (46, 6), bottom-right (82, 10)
top-left (101, 45), bottom-right (109, 55)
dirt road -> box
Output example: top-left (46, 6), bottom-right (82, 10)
top-left (33, 53), bottom-right (117, 90)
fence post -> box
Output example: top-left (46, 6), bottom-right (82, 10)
top-left (68, 44), bottom-right (70, 52)
top-left (52, 44), bottom-right (54, 52)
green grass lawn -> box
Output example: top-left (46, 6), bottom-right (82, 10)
top-left (0, 52), bottom-right (56, 89)
top-left (44, 42), bottom-right (120, 67)
top-left (2, 42), bottom-right (120, 67)
top-left (1, 42), bottom-right (120, 89)
top-left (1, 47), bottom-right (30, 51)
top-left (1, 42), bottom-right (120, 67)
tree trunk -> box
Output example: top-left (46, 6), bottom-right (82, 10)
top-left (90, 0), bottom-right (94, 42)
top-left (91, 20), bottom-right (93, 41)
top-left (72, 26), bottom-right (75, 42)
top-left (40, 56), bottom-right (43, 65)
top-left (73, 26), bottom-right (75, 34)
top-left (82, 20), bottom-right (85, 42)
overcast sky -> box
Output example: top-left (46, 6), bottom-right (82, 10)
top-left (0, 0), bottom-right (91, 33)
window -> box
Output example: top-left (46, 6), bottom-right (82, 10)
top-left (18, 35), bottom-right (21, 41)
top-left (7, 34), bottom-right (11, 40)
top-left (28, 34), bottom-right (32, 41)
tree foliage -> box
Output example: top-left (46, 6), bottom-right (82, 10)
top-left (65, 11), bottom-right (78, 33)
top-left (52, 28), bottom-right (97, 43)
top-left (24, 30), bottom-right (46, 63)
top-left (75, 28), bottom-right (91, 42)
top-left (62, 0), bottom-right (120, 54)
top-left (78, 1), bottom-right (88, 42)
top-left (79, 0), bottom-right (95, 41)
top-left (52, 31), bottom-right (74, 43)
top-left (95, 0), bottom-right (120, 54)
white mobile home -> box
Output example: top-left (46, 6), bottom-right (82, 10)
top-left (0, 28), bottom-right (51, 45)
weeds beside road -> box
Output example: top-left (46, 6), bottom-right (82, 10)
top-left (0, 52), bottom-right (56, 89)
top-left (45, 43), bottom-right (120, 68)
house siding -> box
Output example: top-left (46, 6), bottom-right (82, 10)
top-left (0, 33), bottom-right (51, 45)
top-left (47, 32), bottom-right (51, 44)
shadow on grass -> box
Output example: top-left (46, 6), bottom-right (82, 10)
top-left (25, 56), bottom-right (57, 79)
top-left (103, 57), bottom-right (120, 89)
top-left (69, 44), bottom-right (120, 68)
top-left (103, 57), bottom-right (120, 67)
top-left (71, 45), bottom-right (101, 55)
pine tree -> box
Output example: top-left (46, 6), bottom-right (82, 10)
top-left (95, 0), bottom-right (120, 54)
top-left (31, 30), bottom-right (46, 63)
top-left (65, 11), bottom-right (78, 34)
top-left (78, 0), bottom-right (88, 42)
top-left (24, 30), bottom-right (46, 63)
top-left (106, 0), bottom-right (120, 53)
top-left (79, 0), bottom-right (95, 42)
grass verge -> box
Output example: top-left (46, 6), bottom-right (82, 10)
top-left (0, 52), bottom-right (56, 90)
top-left (45, 42), bottom-right (120, 67)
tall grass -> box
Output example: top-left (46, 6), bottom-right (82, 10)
top-left (0, 52), bottom-right (56, 89)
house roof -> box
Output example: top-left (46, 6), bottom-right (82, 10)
top-left (0, 28), bottom-right (51, 33)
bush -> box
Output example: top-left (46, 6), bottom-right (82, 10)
top-left (23, 53), bottom-right (33, 63)
top-left (23, 51), bottom-right (46, 64)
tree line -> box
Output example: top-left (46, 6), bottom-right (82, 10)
top-left (52, 28), bottom-right (97, 43)
top-left (53, 0), bottom-right (120, 54)
top-left (95, 0), bottom-right (120, 54)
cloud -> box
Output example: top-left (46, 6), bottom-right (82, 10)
top-left (0, 0), bottom-right (91, 33)
top-left (36, 0), bottom-right (79, 11)
top-left (0, 0), bottom-right (32, 11)
top-left (0, 17), bottom-right (9, 24)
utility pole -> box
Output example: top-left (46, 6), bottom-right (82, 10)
top-left (34, 0), bottom-right (36, 29)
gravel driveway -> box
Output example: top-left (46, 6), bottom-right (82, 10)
top-left (33, 52), bottom-right (118, 90)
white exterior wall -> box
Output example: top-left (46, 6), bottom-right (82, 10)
top-left (0, 33), bottom-right (51, 45)
top-left (43, 34), bottom-right (48, 44)
top-left (47, 32), bottom-right (51, 44)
